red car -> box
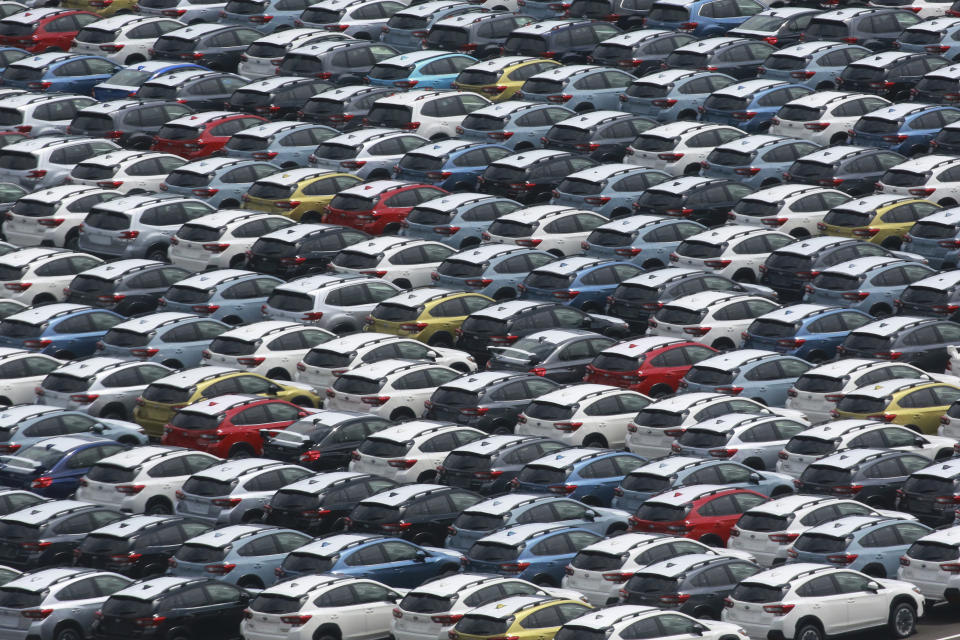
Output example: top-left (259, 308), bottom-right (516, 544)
top-left (161, 394), bottom-right (311, 458)
top-left (584, 337), bottom-right (718, 397)
top-left (0, 8), bottom-right (99, 53)
top-left (322, 180), bottom-right (447, 235)
top-left (628, 485), bottom-right (769, 546)
top-left (151, 111), bottom-right (266, 160)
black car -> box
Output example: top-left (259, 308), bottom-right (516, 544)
top-left (72, 515), bottom-right (212, 578)
top-left (588, 29), bottom-right (696, 74)
top-left (795, 449), bottom-right (931, 509)
top-left (896, 271), bottom-right (960, 322)
top-left (67, 100), bottom-right (195, 150)
top-left (838, 317), bottom-right (960, 372)
top-left (569, 0), bottom-right (657, 30)
top-left (92, 577), bottom-right (250, 640)
top-left (151, 24), bottom-right (262, 71)
top-left (632, 176), bottom-right (754, 228)
top-left (65, 259), bottom-right (191, 317)
top-left (503, 19), bottom-right (622, 64)
top-left (227, 76), bottom-right (332, 119)
top-left (836, 51), bottom-right (948, 101)
top-left (728, 7), bottom-right (819, 47)
top-left (424, 13), bottom-right (535, 58)
top-left (245, 223), bottom-right (372, 279)
top-left (478, 150), bottom-right (599, 204)
top-left (784, 145), bottom-right (907, 196)
top-left (137, 70), bottom-right (249, 111)
top-left (261, 410), bottom-right (393, 470)
top-left (803, 7), bottom-right (922, 52)
top-left (424, 371), bottom-right (562, 433)
top-left (541, 111), bottom-right (656, 162)
top-left (346, 484), bottom-right (483, 546)
top-left (896, 460), bottom-right (960, 527)
top-left (299, 85), bottom-right (395, 131)
top-left (264, 471), bottom-right (397, 535)
top-left (665, 37), bottom-right (777, 81)
top-left (486, 329), bottom-right (616, 383)
top-left (437, 434), bottom-right (568, 495)
top-left (0, 500), bottom-right (125, 569)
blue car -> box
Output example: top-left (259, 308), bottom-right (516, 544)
top-left (367, 50), bottom-right (477, 90)
top-left (518, 257), bottom-right (643, 312)
top-left (464, 524), bottom-right (602, 585)
top-left (788, 515), bottom-right (932, 579)
top-left (433, 243), bottom-right (557, 300)
top-left (581, 216), bottom-right (707, 270)
top-left (221, 0), bottom-right (314, 33)
top-left (512, 448), bottom-right (648, 507)
top-left (275, 533), bottom-right (463, 587)
top-left (758, 41), bottom-right (871, 90)
top-left (621, 69), bottom-right (737, 123)
top-left (1, 53), bottom-right (120, 94)
top-left (612, 456), bottom-right (795, 514)
top-left (222, 120), bottom-right (338, 169)
top-left (401, 193), bottom-right (523, 249)
top-left (850, 102), bottom-right (960, 156)
top-left (0, 435), bottom-right (127, 498)
top-left (551, 165), bottom-right (671, 220)
top-left (803, 256), bottom-right (936, 317)
top-left (904, 207), bottom-right (960, 269)
top-left (160, 157), bottom-right (280, 209)
top-left (680, 349), bottom-right (813, 407)
top-left (645, 0), bottom-right (768, 37)
top-left (159, 270), bottom-right (283, 326)
top-left (743, 303), bottom-right (874, 362)
top-left (701, 134), bottom-right (821, 190)
top-left (701, 79), bottom-right (813, 133)
top-left (395, 139), bottom-right (512, 191)
top-left (93, 61), bottom-right (210, 102)
top-left (458, 101), bottom-right (575, 151)
top-left (0, 304), bottom-right (124, 359)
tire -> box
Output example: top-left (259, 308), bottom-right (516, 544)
top-left (223, 315), bottom-right (243, 325)
top-left (229, 255), bottom-right (246, 269)
top-left (869, 304), bottom-right (892, 318)
top-left (881, 237), bottom-right (902, 250)
top-left (290, 396), bottom-right (314, 407)
top-left (145, 497), bottom-right (172, 515)
top-left (807, 350), bottom-right (828, 364)
top-left (331, 324), bottom-right (353, 335)
top-left (760, 178), bottom-right (780, 188)
top-left (583, 434), bottom-right (607, 449)
top-left (905, 424), bottom-right (921, 433)
top-left (533, 575), bottom-right (556, 587)
top-left (383, 223), bottom-right (401, 234)
top-left (390, 408), bottom-right (415, 422)
top-left (100, 406), bottom-right (127, 421)
top-left (54, 350), bottom-right (74, 360)
top-left (684, 164), bottom-right (701, 176)
top-left (733, 269), bottom-right (755, 284)
top-left (744, 457), bottom-right (765, 471)
top-left (267, 368), bottom-right (290, 381)
top-left (237, 576), bottom-right (264, 590)
top-left (221, 199), bottom-right (239, 209)
top-left (678, 110), bottom-right (697, 120)
top-left (300, 211), bottom-right (324, 224)
top-left (64, 231), bottom-right (79, 250)
top-left (699, 534), bottom-right (723, 547)
top-left (574, 103), bottom-right (594, 114)
top-left (417, 470), bottom-right (436, 483)
top-left (228, 444), bottom-right (255, 459)
top-left (815, 81), bottom-right (834, 91)
top-left (459, 238), bottom-right (480, 250)
top-left (641, 259), bottom-right (664, 270)
top-left (438, 564), bottom-right (459, 577)
top-left (32, 293), bottom-right (56, 306)
top-left (428, 332), bottom-right (453, 348)
top-left (605, 523), bottom-right (627, 536)
top-left (241, 509), bottom-right (263, 523)
top-left (145, 244), bottom-right (168, 262)
top-left (547, 248), bottom-right (564, 257)
top-left (863, 564), bottom-right (886, 578)
top-left (413, 532), bottom-right (435, 546)
top-left (392, 278), bottom-right (412, 289)
top-left (790, 228), bottom-right (810, 239)
top-left (450, 362), bottom-right (470, 373)
top-left (117, 436), bottom-right (140, 446)
top-left (493, 288), bottom-right (516, 301)
top-left (54, 623), bottom-right (84, 640)
top-left (940, 198), bottom-right (958, 208)
top-left (162, 360), bottom-right (183, 369)
top-left (711, 339), bottom-right (734, 351)
top-left (771, 486), bottom-right (793, 498)
top-left (888, 602), bottom-right (917, 639)
top-left (648, 383), bottom-right (673, 398)
top-left (795, 618), bottom-right (824, 640)
top-left (492, 422), bottom-right (513, 435)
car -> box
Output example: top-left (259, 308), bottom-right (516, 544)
top-left (850, 102), bottom-right (960, 157)
top-left (2, 185), bottom-right (118, 251)
top-left (151, 23), bottom-right (262, 71)
top-left (897, 525), bottom-right (960, 603)
top-left (632, 176), bottom-right (754, 228)
top-left (136, 69), bottom-right (248, 112)
top-left (680, 350), bottom-right (812, 407)
top-left (202, 320), bottom-right (334, 380)
top-left (222, 121), bottom-right (336, 169)
top-left (424, 13), bottom-right (533, 58)
top-left (896, 15), bottom-right (960, 55)
top-left (0, 500), bottom-right (124, 568)
top-left (367, 287), bottom-right (495, 347)
top-left (243, 575), bottom-right (401, 640)
top-left (516, 64), bottom-right (634, 112)
top-left (263, 273), bottom-right (401, 334)
top-left (347, 483), bottom-right (483, 546)
top-left (795, 448), bottom-right (933, 508)
top-left (0, 489), bottom-right (42, 516)
top-left (620, 69), bottom-right (736, 123)
top-left (0, 348), bottom-right (60, 406)
top-left (364, 90), bottom-right (490, 141)
top-left (296, 0), bottom-right (408, 36)
top-left (914, 61), bottom-right (960, 103)
top-left (0, 136), bottom-right (120, 190)
top-left (701, 79), bottom-right (813, 134)
top-left (0, 303), bottom-right (123, 359)
top-left (742, 304), bottom-right (874, 362)
top-left (69, 15), bottom-right (185, 65)
top-left (161, 157), bottom-right (280, 209)
top-left (242, 167), bottom-right (362, 223)
top-left (0, 92), bottom-right (97, 138)
top-left (759, 41), bottom-right (872, 90)
top-left (0, 405), bottom-right (144, 455)
top-left (453, 56), bottom-right (561, 102)
top-left (670, 225), bottom-right (795, 284)
top-left (552, 166), bottom-right (671, 222)
top-left (649, 291), bottom-right (782, 351)
top-left (365, 50), bottom-right (476, 91)
top-left (63, 259), bottom-right (189, 318)
top-left (395, 140), bottom-right (511, 192)
top-left (380, 2), bottom-right (484, 54)
top-left (832, 378), bottom-right (960, 435)
top-left (227, 77), bottom-right (332, 121)
top-left (67, 98), bottom-right (195, 146)
top-left (92, 576), bottom-right (250, 640)
top-left (589, 29), bottom-right (696, 74)
top-left (841, 314), bottom-right (960, 374)
top-left (645, 0), bottom-right (766, 37)
top-left (0, 435), bottom-right (129, 498)
top-left (487, 329), bottom-right (615, 384)
top-left (481, 205), bottom-right (607, 256)
top-left (158, 270), bottom-right (283, 327)
top-left (510, 448), bottom-right (647, 508)
top-left (299, 84), bottom-right (394, 131)
top-left (218, 219), bottom-right (358, 275)
top-left (786, 145), bottom-right (908, 197)
top-left (541, 111), bottom-right (656, 163)
top-left (701, 135), bottom-right (821, 191)
top-left (728, 6), bottom-right (817, 46)
top-left (151, 111), bottom-right (267, 160)
top-left (97, 312), bottom-right (229, 369)
top-left (583, 337), bottom-right (717, 397)
top-left (221, 0), bottom-right (327, 32)
top-left (625, 121), bottom-right (746, 178)
top-left (174, 457), bottom-right (312, 525)
top-left (1, 52), bottom-right (120, 95)
top-left (728, 184), bottom-right (853, 239)
top-left (262, 412), bottom-right (393, 471)
top-left (237, 29), bottom-right (345, 79)
top-left (437, 434), bottom-right (568, 495)
top-left (503, 19), bottom-right (620, 59)
top-left (672, 413), bottom-right (808, 472)
top-left (804, 6), bottom-right (922, 50)
top-left (449, 595), bottom-right (593, 640)
top-left (902, 207), bottom-right (960, 268)
top-left (803, 256), bottom-right (935, 317)
top-left (348, 420), bottom-right (484, 482)
top-left (277, 39), bottom-right (399, 84)
top-left (329, 237), bottom-right (453, 289)
top-left (836, 51), bottom-right (948, 101)
top-left (818, 195), bottom-right (941, 251)
top-left (327, 359), bottom-right (460, 419)
top-left (402, 194), bottom-right (523, 250)
top-left (169, 212), bottom-right (293, 271)
top-left (877, 155), bottom-right (960, 209)
top-left (67, 150), bottom-right (187, 195)
top-left (518, 257), bottom-right (642, 312)
top-left (0, 8), bottom-right (98, 53)
top-left (458, 100), bottom-right (576, 151)
top-left (664, 37), bottom-right (776, 81)
top-left (276, 533), bottom-right (462, 587)
top-left (723, 563), bottom-right (924, 640)
top-left (309, 128), bottom-right (429, 180)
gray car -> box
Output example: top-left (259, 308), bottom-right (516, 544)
top-left (518, 65), bottom-right (635, 112)
top-left (701, 135), bottom-right (821, 190)
top-left (77, 194), bottom-right (215, 262)
top-left (379, 1), bottom-right (482, 53)
top-left (437, 434), bottom-right (568, 495)
top-left (0, 137), bottom-right (119, 190)
top-left (0, 93), bottom-right (97, 138)
top-left (487, 329), bottom-right (616, 384)
top-left (222, 121), bottom-right (338, 169)
top-left (300, 85), bottom-right (396, 131)
top-left (457, 101), bottom-right (576, 151)
top-left (175, 458), bottom-right (313, 525)
top-left (670, 413), bottom-right (810, 471)
top-left (0, 404), bottom-right (148, 449)
top-left (276, 39), bottom-right (398, 84)
top-left (160, 157), bottom-right (280, 209)
top-left (65, 259), bottom-right (192, 318)
top-left (759, 40), bottom-right (871, 89)
top-left (97, 312), bottom-right (231, 369)
top-left (309, 127), bottom-right (429, 179)
top-left (620, 69), bottom-right (736, 122)
top-left (0, 568), bottom-right (133, 640)
top-left (159, 269), bottom-right (284, 326)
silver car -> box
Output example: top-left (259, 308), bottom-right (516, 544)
top-left (0, 567), bottom-right (133, 640)
top-left (0, 93), bottom-right (97, 138)
top-left (309, 127), bottom-right (428, 179)
top-left (0, 137), bottom-right (119, 190)
top-left (97, 312), bottom-right (231, 369)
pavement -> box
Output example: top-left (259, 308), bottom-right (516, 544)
top-left (908, 604), bottom-right (960, 640)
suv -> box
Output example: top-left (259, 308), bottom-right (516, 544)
top-left (786, 145), bottom-right (907, 197)
top-left (850, 102), bottom-right (960, 157)
top-left (803, 6), bottom-right (922, 51)
top-left (262, 411), bottom-right (392, 470)
top-left (276, 39), bottom-right (399, 84)
top-left (347, 483), bottom-right (483, 545)
top-left (263, 471), bottom-right (397, 534)
top-left (0, 8), bottom-right (99, 53)
top-left (438, 434), bottom-right (567, 495)
top-left (584, 336), bottom-right (718, 397)
top-left (542, 111), bottom-right (655, 163)
top-left (401, 193), bottom-right (523, 249)
top-left (590, 29), bottom-right (695, 74)
top-left (518, 64), bottom-right (634, 113)
top-left (665, 36), bottom-right (776, 81)
top-left (223, 121), bottom-right (336, 169)
top-left (0, 349), bottom-right (61, 407)
top-left (202, 321), bottom-right (334, 380)
top-left (0, 136), bottom-right (119, 190)
top-left (151, 111), bottom-right (267, 160)
top-left (0, 248), bottom-right (102, 307)
top-left (364, 90), bottom-right (490, 140)
top-left (837, 316), bottom-right (960, 373)
top-left (503, 19), bottom-right (621, 63)
top-left (238, 29), bottom-right (346, 78)
top-left (727, 183), bottom-right (853, 238)
top-left (67, 99), bottom-right (193, 150)
top-left (795, 448), bottom-right (932, 507)
top-left (0, 92), bottom-right (96, 137)
top-left (626, 121), bottom-right (746, 177)
top-left (300, 84), bottom-right (394, 131)
top-left (487, 329), bottom-right (615, 384)
top-left (833, 378), bottom-right (960, 434)
top-left (553, 166), bottom-right (671, 220)
top-left (0, 302), bottom-right (120, 358)
top-left (760, 41), bottom-right (871, 89)
top-left (898, 525), bottom-right (960, 603)
top-left (137, 69), bottom-right (247, 111)
top-left (150, 23), bottom-right (261, 71)
top-left (323, 180), bottom-right (448, 236)
top-left (380, 1), bottom-right (484, 53)
top-left (97, 312), bottom-right (229, 369)
top-left (68, 149), bottom-right (186, 195)
top-left (66, 258), bottom-right (190, 316)
top-left (701, 135), bottom-right (820, 190)
top-left (632, 176), bottom-right (754, 228)
top-left (672, 413), bottom-right (809, 472)
top-left (227, 76), bottom-right (331, 120)
top-left (838, 51), bottom-right (947, 101)
top-left (701, 79), bottom-right (813, 134)
top-left (512, 447), bottom-right (647, 508)
top-left (159, 269), bottom-right (284, 326)
top-left (245, 223), bottom-right (371, 279)
top-left (425, 13), bottom-right (534, 58)
top-left (309, 127), bottom-right (428, 180)
top-left (161, 156), bottom-right (280, 209)
top-left (621, 69), bottom-right (736, 123)
top-left (1, 184), bottom-right (119, 249)
top-left (168, 211), bottom-right (294, 272)
top-left (481, 204), bottom-right (607, 255)
top-left (458, 100), bottom-right (575, 151)
top-left (263, 273), bottom-right (400, 334)
top-left (649, 291), bottom-right (782, 351)
top-left (453, 56), bottom-right (560, 103)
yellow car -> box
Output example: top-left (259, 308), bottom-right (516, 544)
top-left (364, 287), bottom-right (493, 346)
top-left (832, 378), bottom-right (960, 434)
top-left (242, 168), bottom-right (363, 223)
top-left (818, 195), bottom-right (940, 248)
top-left (60, 0), bottom-right (136, 16)
top-left (450, 596), bottom-right (592, 640)
top-left (453, 56), bottom-right (561, 102)
top-left (133, 366), bottom-right (323, 438)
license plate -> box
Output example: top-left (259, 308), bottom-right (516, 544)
top-left (184, 500), bottom-right (208, 514)
top-left (86, 233), bottom-right (110, 245)
top-left (0, 545), bottom-right (16, 559)
top-left (0, 611), bottom-right (18, 627)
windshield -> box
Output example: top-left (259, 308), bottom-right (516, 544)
top-left (793, 533), bottom-right (847, 553)
top-left (737, 512), bottom-right (789, 532)
top-left (516, 464), bottom-right (566, 485)
top-left (525, 401), bottom-right (574, 421)
top-left (800, 465), bottom-right (853, 485)
top-left (357, 437), bottom-right (409, 457)
top-left (634, 502), bottom-right (690, 521)
top-left (907, 541), bottom-right (959, 561)
top-left (784, 435), bottom-right (835, 455)
top-left (399, 592), bottom-right (454, 614)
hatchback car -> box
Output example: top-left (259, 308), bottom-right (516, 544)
top-left (394, 139), bottom-right (511, 192)
top-left (158, 269), bottom-right (283, 325)
top-left (0, 436), bottom-right (128, 499)
top-left (0, 303), bottom-right (122, 359)
top-left (245, 223), bottom-right (371, 280)
top-left (742, 303), bottom-right (873, 362)
top-left (1, 52), bottom-right (119, 95)
top-left (849, 102), bottom-right (960, 157)
top-left (552, 166), bottom-right (671, 222)
top-left (328, 361), bottom-right (461, 423)
top-left (151, 111), bottom-right (267, 160)
top-left (517, 63), bottom-right (633, 112)
top-left (795, 448), bottom-right (932, 508)
top-left (804, 256), bottom-right (935, 317)
top-left (457, 100), bottom-right (575, 151)
top-left (681, 350), bottom-right (812, 407)
top-left (701, 79), bottom-right (813, 134)
top-left (665, 36), bottom-right (776, 81)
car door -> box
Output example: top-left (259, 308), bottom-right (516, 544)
top-left (833, 570), bottom-right (889, 630)
top-left (380, 540), bottom-right (435, 587)
top-left (351, 581), bottom-right (400, 640)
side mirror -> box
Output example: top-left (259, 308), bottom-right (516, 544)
top-left (584, 509), bottom-right (597, 521)
top-left (90, 423), bottom-right (105, 434)
top-left (426, 350), bottom-right (438, 360)
top-left (914, 437), bottom-right (926, 447)
top-left (749, 472), bottom-right (761, 484)
top-left (414, 550), bottom-right (428, 562)
top-left (866, 580), bottom-right (880, 592)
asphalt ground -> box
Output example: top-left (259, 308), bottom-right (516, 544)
top-left (900, 602), bottom-right (960, 640)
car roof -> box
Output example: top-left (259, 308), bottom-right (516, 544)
top-left (744, 494), bottom-right (835, 516)
top-left (844, 377), bottom-right (932, 399)
top-left (466, 492), bottom-right (550, 515)
top-left (280, 471), bottom-right (375, 494)
top-left (4, 499), bottom-right (97, 524)
top-left (361, 483), bottom-right (448, 506)
top-left (112, 576), bottom-right (198, 599)
top-left (342, 358), bottom-right (439, 381)
top-left (850, 315), bottom-right (930, 337)
top-left (477, 523), bottom-right (585, 545)
top-left (49, 356), bottom-right (135, 378)
top-left (292, 533), bottom-right (383, 556)
top-left (442, 370), bottom-right (526, 391)
top-left (453, 434), bottom-right (541, 456)
top-left (310, 332), bottom-right (401, 352)
top-left (366, 420), bottom-right (460, 443)
top-left (867, 102), bottom-right (940, 120)
top-left (694, 349), bottom-right (784, 371)
top-left (820, 256), bottom-right (903, 274)
top-left (601, 29), bottom-right (673, 46)
top-left (0, 404), bottom-right (59, 422)
top-left (903, 16), bottom-right (960, 31)
top-left (601, 336), bottom-right (686, 357)
top-left (217, 320), bottom-right (304, 340)
top-left (184, 524), bottom-right (271, 547)
top-left (687, 413), bottom-right (785, 434)
top-left (889, 154), bottom-right (960, 173)
top-left (91, 514), bottom-right (176, 537)
top-left (258, 168), bottom-right (340, 185)
top-left (3, 568), bottom-right (99, 590)
top-left (379, 286), bottom-right (462, 308)
top-left (619, 267), bottom-right (701, 288)
top-left (148, 365), bottom-right (240, 389)
top-left (461, 56), bottom-right (540, 71)
top-left (774, 40), bottom-right (855, 57)
top-left (185, 212), bottom-right (269, 230)
top-left (743, 563), bottom-right (831, 587)
top-left (646, 484), bottom-right (733, 506)
top-left (685, 224), bottom-right (774, 244)
top-left (533, 256), bottom-right (606, 275)
top-left (797, 419), bottom-right (893, 441)
top-left (0, 247), bottom-right (67, 267)
top-left (181, 394), bottom-right (266, 415)
top-left (812, 448), bottom-right (896, 469)
top-left (632, 455), bottom-right (706, 477)
top-left (95, 445), bottom-right (191, 469)
top-left (715, 134), bottom-right (798, 152)
top-left (447, 242), bottom-right (530, 263)
top-left (259, 573), bottom-right (355, 596)
top-left (78, 258), bottom-right (163, 279)
top-left (193, 458), bottom-right (283, 481)
top-left (644, 392), bottom-right (725, 412)
top-left (713, 79), bottom-right (790, 97)
top-left (665, 291), bottom-right (751, 309)
top-left (526, 447), bottom-right (616, 469)
top-left (470, 299), bottom-right (551, 317)
top-left (637, 553), bottom-right (728, 577)
top-left (528, 383), bottom-right (623, 405)
top-left (567, 164), bottom-right (654, 182)
top-left (757, 303), bottom-right (839, 324)
top-left (643, 121), bottom-right (727, 138)
top-left (802, 515), bottom-right (894, 538)
top-left (799, 358), bottom-right (882, 377)
top-left (496, 204), bottom-right (580, 223)
top-left (554, 110), bottom-right (634, 129)
top-left (851, 51), bottom-right (916, 67)
top-left (673, 36), bottom-right (748, 52)
top-left (910, 270), bottom-right (960, 290)
top-left (466, 594), bottom-right (560, 618)
top-left (379, 49), bottom-right (458, 65)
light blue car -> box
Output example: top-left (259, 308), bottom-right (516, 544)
top-left (803, 256), bottom-right (935, 317)
top-left (394, 139), bottom-right (512, 191)
top-left (169, 524), bottom-right (312, 590)
top-left (620, 69), bottom-right (736, 123)
top-left (612, 456), bottom-right (795, 514)
top-left (401, 192), bottom-right (523, 249)
top-left (160, 157), bottom-right (280, 209)
top-left (433, 243), bottom-right (557, 301)
top-left (904, 207), bottom-right (960, 269)
top-left (447, 492), bottom-right (632, 554)
top-left (222, 120), bottom-right (338, 169)
top-left (518, 65), bottom-right (636, 112)
top-left (758, 41), bottom-right (871, 90)
top-left (742, 304), bottom-right (874, 362)
top-left (700, 79), bottom-right (813, 134)
top-left (221, 0), bottom-right (313, 33)
top-left (788, 515), bottom-right (932, 579)
top-left (366, 50), bottom-right (477, 90)
top-left (680, 349), bottom-right (813, 407)
top-left (850, 103), bottom-right (960, 157)
top-left (159, 269), bottom-right (284, 326)
top-left (896, 17), bottom-right (960, 57)
top-left (97, 312), bottom-right (231, 369)
top-left (701, 135), bottom-right (821, 190)
top-left (519, 257), bottom-right (643, 312)
top-left (551, 165), bottom-right (671, 220)
top-left (0, 404), bottom-right (148, 452)
top-left (457, 101), bottom-right (575, 151)
top-left (582, 215), bottom-right (707, 269)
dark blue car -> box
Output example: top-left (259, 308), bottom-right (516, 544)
top-left (1, 52), bottom-right (120, 94)
top-left (395, 139), bottom-right (513, 191)
top-left (518, 256), bottom-right (643, 312)
top-left (742, 303), bottom-right (874, 362)
top-left (512, 447), bottom-right (648, 507)
top-left (701, 79), bottom-right (813, 133)
top-left (0, 304), bottom-right (125, 359)
top-left (0, 435), bottom-right (127, 498)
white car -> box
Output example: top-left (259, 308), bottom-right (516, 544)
top-left (239, 29), bottom-right (349, 78)
top-left (309, 128), bottom-right (429, 179)
top-left (0, 347), bottom-right (61, 406)
top-left (876, 154), bottom-right (960, 207)
top-left (723, 563), bottom-right (923, 640)
top-left (897, 525), bottom-right (960, 603)
top-left (203, 321), bottom-right (335, 380)
top-left (516, 383), bottom-right (651, 450)
top-left (482, 205), bottom-right (607, 257)
top-left (625, 392), bottom-right (808, 458)
top-left (329, 236), bottom-right (454, 288)
top-left (571, 605), bottom-right (750, 640)
top-left (296, 331), bottom-right (475, 391)
top-left (393, 573), bottom-right (583, 640)
top-left (625, 121), bottom-right (747, 177)
top-left (0, 185), bottom-right (118, 249)
top-left (771, 91), bottom-right (890, 147)
top-left (367, 90), bottom-right (491, 140)
top-left (349, 421), bottom-right (484, 483)
top-left (648, 291), bottom-right (782, 351)
top-left (243, 575), bottom-right (402, 640)
top-left (327, 359), bottom-right (461, 422)
top-left (730, 494), bottom-right (919, 568)
top-left (66, 150), bottom-right (187, 194)
top-left (69, 14), bottom-right (185, 65)
top-left (727, 183), bottom-right (852, 238)
top-left (76, 445), bottom-right (220, 514)
top-left (0, 248), bottom-right (103, 305)
top-left (670, 225), bottom-right (795, 282)
top-left (169, 210), bottom-right (295, 272)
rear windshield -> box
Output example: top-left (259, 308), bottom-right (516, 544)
top-left (170, 411), bottom-right (221, 431)
top-left (330, 194), bottom-right (376, 212)
top-left (547, 125), bottom-right (589, 145)
top-left (505, 34), bottom-right (547, 56)
top-left (175, 543), bottom-right (226, 563)
top-left (0, 319), bottom-right (39, 337)
top-left (315, 142), bottom-right (358, 160)
top-left (164, 285), bottom-right (211, 303)
top-left (910, 221), bottom-right (955, 239)
top-left (487, 219), bottom-right (534, 237)
top-left (684, 366), bottom-right (734, 386)
top-left (457, 69), bottom-right (499, 86)
top-left (101, 596), bottom-right (153, 618)
top-left (525, 271), bottom-right (573, 290)
top-left (248, 182), bottom-right (295, 200)
top-left (902, 475), bottom-right (954, 495)
top-left (677, 240), bottom-right (723, 259)
top-left (266, 291), bottom-right (314, 312)
top-left (468, 541), bottom-right (519, 562)
top-left (271, 490), bottom-right (320, 511)
top-left (792, 374), bottom-right (843, 393)
top-left (805, 19), bottom-right (848, 39)
top-left (788, 160), bottom-right (830, 181)
top-left (525, 401), bottom-right (574, 421)
top-left (748, 319), bottom-right (797, 338)
top-left (141, 384), bottom-right (192, 404)
top-left (737, 512), bottom-right (788, 532)
top-left (302, 348), bottom-right (351, 368)
top-left (77, 534), bottom-right (129, 555)
top-left (521, 78), bottom-right (564, 94)
top-left (250, 594), bottom-right (303, 614)
top-left (835, 394), bottom-right (886, 414)
top-left (634, 502), bottom-right (690, 521)
top-left (165, 170), bottom-right (210, 188)
top-left (704, 94), bottom-right (748, 112)
top-left (801, 465), bottom-right (853, 485)
top-left (333, 374), bottom-right (383, 395)
top-left (281, 552), bottom-right (334, 573)
top-left (517, 464), bottom-right (566, 485)
top-left (571, 550), bottom-right (622, 571)
top-left (366, 105), bottom-right (413, 128)
top-left (784, 435), bottom-right (835, 455)
top-left (85, 210), bottom-right (129, 230)
top-left (559, 178), bottom-right (603, 196)
top-left (882, 170), bottom-right (926, 188)
top-left (443, 450), bottom-right (491, 472)
top-left (372, 302), bottom-right (419, 322)
top-left (764, 54), bottom-right (804, 71)
top-left (437, 259), bottom-right (483, 278)
top-left (86, 463), bottom-right (137, 483)
top-left (656, 305), bottom-right (705, 325)
top-left (907, 541), bottom-right (960, 561)
top-left (841, 64), bottom-right (882, 83)
top-left (591, 353), bottom-right (640, 372)
top-left (731, 582), bottom-right (784, 603)
top-left (793, 533), bottom-right (847, 553)
top-left (251, 238), bottom-right (298, 258)
top-left (42, 374), bottom-right (90, 392)
top-left (812, 271), bottom-right (861, 290)
top-left (209, 337), bottom-right (257, 356)
top-left (425, 26), bottom-right (468, 48)
top-left (707, 149), bottom-right (752, 167)
top-left (462, 114), bottom-right (507, 131)
top-left (900, 286), bottom-right (946, 305)
top-left (9, 198), bottom-right (55, 217)
top-left (453, 511), bottom-right (505, 531)
top-left (460, 316), bottom-right (507, 334)
top-left (843, 333), bottom-right (891, 353)
top-left (156, 124), bottom-right (201, 141)
top-left (647, 4), bottom-right (689, 20)
top-left (0, 587), bottom-right (41, 608)
top-left (0, 151), bottom-right (35, 170)
top-left (667, 51), bottom-right (707, 68)
top-left (177, 224), bottom-right (222, 243)
top-left (635, 189), bottom-right (681, 211)
top-left (624, 573), bottom-right (678, 593)
top-left (613, 283), bottom-right (657, 302)
top-left (633, 408), bottom-right (682, 428)
top-left (358, 437), bottom-right (409, 457)
top-left (856, 117), bottom-right (899, 134)
top-left (102, 328), bottom-right (150, 348)
top-left (621, 472), bottom-right (670, 493)
top-left (431, 387), bottom-right (479, 407)
top-left (399, 592), bottom-right (454, 614)
top-left (69, 275), bottom-right (113, 295)
top-left (677, 428), bottom-right (728, 449)
top-left (626, 82), bottom-right (668, 98)
top-left (457, 615), bottom-right (510, 636)
top-left (181, 476), bottom-right (232, 496)
top-left (350, 503), bottom-right (400, 522)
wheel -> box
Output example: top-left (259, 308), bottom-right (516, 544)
top-left (888, 602), bottom-right (917, 639)
top-left (413, 532), bottom-right (435, 546)
top-left (145, 497), bottom-right (172, 515)
top-left (863, 564), bottom-right (886, 578)
top-left (869, 304), bottom-right (892, 318)
top-left (699, 534), bottom-right (723, 547)
top-left (290, 396), bottom-right (314, 407)
top-left (228, 445), bottom-right (255, 459)
top-left (605, 523), bottom-right (627, 536)
top-left (117, 436), bottom-right (139, 446)
top-left (390, 408), bottom-right (415, 422)
top-left (54, 350), bottom-right (74, 359)
top-left (909, 145), bottom-right (928, 158)
top-left (459, 238), bottom-right (480, 250)
top-left (229, 255), bottom-right (246, 269)
top-left (829, 133), bottom-right (847, 145)
top-left (760, 178), bottom-right (780, 188)
top-left (54, 623), bottom-right (84, 640)
top-left (905, 424), bottom-right (921, 433)
top-left (100, 406), bottom-right (127, 421)
top-left (807, 350), bottom-right (828, 364)
top-left (392, 278), bottom-right (412, 289)
top-left (162, 360), bottom-right (183, 369)
top-left (300, 211), bottom-right (324, 224)
top-left (64, 231), bottom-right (79, 250)
top-left (368, 170), bottom-right (390, 180)
top-left (330, 324), bottom-right (353, 335)
top-left (790, 228), bottom-right (810, 239)
top-left (492, 422), bottom-right (513, 435)
top-left (267, 368), bottom-right (290, 381)
top-left (416, 470), bottom-right (436, 483)
top-left (241, 509), bottom-right (263, 523)
top-left (574, 103), bottom-right (594, 113)
top-left (221, 199), bottom-right (239, 209)
top-left (145, 244), bottom-right (168, 262)
top-left (32, 293), bottom-right (56, 306)
top-left (771, 486), bottom-right (793, 498)
top-left (750, 397), bottom-right (767, 406)
top-left (450, 362), bottom-right (470, 373)
top-left (711, 339), bottom-right (734, 351)
top-left (547, 249), bottom-right (564, 257)
top-left (438, 564), bottom-right (459, 577)
top-left (237, 576), bottom-right (264, 590)
top-left (744, 457), bottom-right (765, 471)
top-left (222, 315), bottom-right (243, 325)
top-left (678, 110), bottom-right (697, 120)
top-left (493, 288), bottom-right (516, 301)
top-left (428, 332), bottom-right (453, 348)
top-left (383, 223), bottom-right (401, 234)
top-left (533, 575), bottom-right (556, 587)
top-left (582, 302), bottom-right (602, 314)
top-left (733, 269), bottom-right (756, 284)
top-left (940, 198), bottom-right (958, 208)
top-left (815, 81), bottom-right (834, 91)
top-left (881, 237), bottom-right (902, 250)
top-left (684, 164), bottom-right (701, 176)
top-left (583, 434), bottom-right (607, 448)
